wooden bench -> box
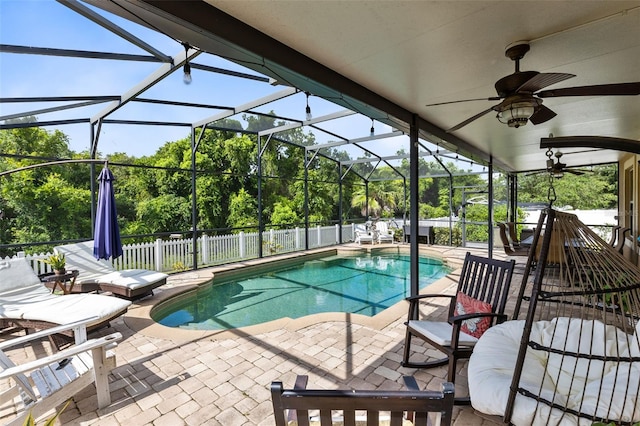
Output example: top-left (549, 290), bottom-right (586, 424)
top-left (403, 225), bottom-right (435, 244)
top-left (271, 375), bottom-right (454, 426)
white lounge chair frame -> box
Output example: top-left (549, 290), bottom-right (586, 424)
top-left (0, 317), bottom-right (122, 426)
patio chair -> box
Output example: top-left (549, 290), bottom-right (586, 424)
top-left (375, 221), bottom-right (395, 244)
top-left (271, 375), bottom-right (454, 426)
top-left (55, 241), bottom-right (168, 300)
top-left (0, 317), bottom-right (122, 426)
top-left (497, 222), bottom-right (528, 256)
top-left (402, 252), bottom-right (515, 402)
top-left (0, 258), bottom-right (131, 348)
top-left (354, 225), bottom-right (374, 245)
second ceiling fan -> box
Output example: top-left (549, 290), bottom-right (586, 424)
top-left (427, 41), bottom-right (640, 133)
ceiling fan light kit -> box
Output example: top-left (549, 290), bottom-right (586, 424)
top-left (496, 98), bottom-right (538, 128)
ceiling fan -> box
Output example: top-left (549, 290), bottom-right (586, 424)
top-left (427, 41), bottom-right (640, 132)
top-left (528, 148), bottom-right (592, 179)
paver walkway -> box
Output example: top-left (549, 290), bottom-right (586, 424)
top-left (1, 245), bottom-right (522, 425)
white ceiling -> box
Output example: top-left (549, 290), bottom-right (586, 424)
top-left (89, 0), bottom-right (640, 173)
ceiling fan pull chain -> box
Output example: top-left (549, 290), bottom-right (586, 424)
top-left (547, 173), bottom-right (557, 207)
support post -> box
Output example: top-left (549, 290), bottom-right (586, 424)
top-left (155, 238), bottom-right (163, 271)
top-left (304, 149), bottom-right (310, 250)
top-left (257, 133), bottom-right (264, 258)
top-left (409, 114), bottom-right (419, 298)
top-left (190, 127), bottom-right (199, 270)
top-left (487, 158), bottom-right (493, 258)
top-left (338, 162), bottom-right (343, 244)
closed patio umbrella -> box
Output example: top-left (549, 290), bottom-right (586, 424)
top-left (93, 165), bottom-right (123, 260)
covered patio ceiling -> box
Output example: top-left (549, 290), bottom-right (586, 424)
top-left (83, 0), bottom-right (640, 173)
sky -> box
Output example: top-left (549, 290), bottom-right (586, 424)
top-left (0, 0), bottom-right (476, 169)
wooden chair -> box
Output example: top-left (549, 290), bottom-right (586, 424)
top-left (401, 253), bottom-right (515, 402)
top-left (497, 223), bottom-right (529, 256)
top-left (271, 375), bottom-right (454, 426)
top-left (0, 318), bottom-right (122, 426)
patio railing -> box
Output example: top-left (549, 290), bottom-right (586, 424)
top-left (6, 224), bottom-right (358, 274)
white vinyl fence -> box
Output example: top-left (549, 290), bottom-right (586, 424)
top-left (7, 224), bottom-right (357, 274)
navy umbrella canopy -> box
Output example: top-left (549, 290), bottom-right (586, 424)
top-left (93, 165), bottom-right (123, 260)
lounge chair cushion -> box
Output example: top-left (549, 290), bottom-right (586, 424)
top-left (468, 318), bottom-right (640, 425)
top-left (77, 269), bottom-right (168, 291)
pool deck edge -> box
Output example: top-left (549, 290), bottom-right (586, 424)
top-left (123, 244), bottom-right (469, 342)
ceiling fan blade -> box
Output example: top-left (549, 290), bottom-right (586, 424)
top-left (565, 169), bottom-right (585, 175)
top-left (426, 97), bottom-right (501, 107)
top-left (517, 73), bottom-right (575, 93)
top-left (529, 104), bottom-right (556, 125)
top-left (446, 106), bottom-right (496, 133)
top-left (537, 82), bottom-right (640, 98)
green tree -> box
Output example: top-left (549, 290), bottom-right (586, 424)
top-left (228, 188), bottom-right (257, 229)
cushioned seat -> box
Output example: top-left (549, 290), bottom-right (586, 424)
top-left (468, 318), bottom-right (640, 426)
top-left (55, 241), bottom-right (168, 299)
top-left (0, 258), bottom-right (131, 346)
top-left (406, 320), bottom-right (479, 347)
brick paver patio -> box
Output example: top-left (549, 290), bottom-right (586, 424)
top-left (1, 245), bottom-right (521, 425)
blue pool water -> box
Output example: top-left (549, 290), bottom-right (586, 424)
top-left (153, 253), bottom-right (450, 330)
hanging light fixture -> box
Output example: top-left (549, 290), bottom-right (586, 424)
top-left (182, 43), bottom-right (192, 85)
top-left (369, 118), bottom-right (375, 137)
top-left (496, 95), bottom-right (540, 128)
top-left (305, 92), bottom-right (312, 120)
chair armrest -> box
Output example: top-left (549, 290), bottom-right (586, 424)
top-left (405, 293), bottom-right (456, 302)
top-left (0, 332), bottom-right (122, 379)
top-left (0, 316), bottom-right (99, 351)
top-left (406, 294), bottom-right (456, 321)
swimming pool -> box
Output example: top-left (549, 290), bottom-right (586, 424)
top-left (152, 252), bottom-right (450, 330)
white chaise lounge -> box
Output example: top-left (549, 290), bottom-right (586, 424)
top-left (0, 258), bottom-right (131, 347)
top-left (0, 258), bottom-right (131, 343)
top-left (55, 241), bottom-right (168, 300)
top-left (0, 317), bottom-right (122, 426)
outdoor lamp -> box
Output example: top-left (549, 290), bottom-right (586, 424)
top-left (183, 43), bottom-right (192, 85)
top-left (497, 101), bottom-right (536, 128)
top-left (370, 118), bottom-right (375, 137)
top-left (305, 92), bottom-right (312, 120)
top-left (183, 62), bottom-right (192, 85)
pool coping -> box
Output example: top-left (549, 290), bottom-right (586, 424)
top-left (123, 244), bottom-right (466, 342)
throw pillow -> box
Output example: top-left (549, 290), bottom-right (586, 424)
top-left (454, 291), bottom-right (493, 338)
